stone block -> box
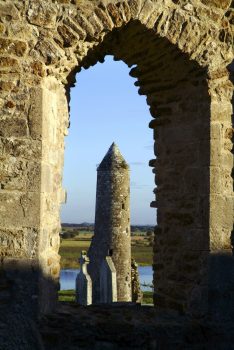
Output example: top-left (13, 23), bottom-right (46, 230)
top-left (0, 116), bottom-right (28, 138)
top-left (221, 151), bottom-right (233, 170)
top-left (75, 13), bottom-right (95, 38)
top-left (0, 137), bottom-right (41, 160)
top-left (87, 13), bottom-right (104, 34)
top-left (27, 1), bottom-right (57, 28)
top-left (0, 158), bottom-right (41, 192)
top-left (210, 139), bottom-right (222, 166)
top-left (49, 231), bottom-right (60, 253)
top-left (100, 256), bottom-right (117, 303)
top-left (24, 87), bottom-right (42, 139)
top-left (119, 2), bottom-right (132, 22)
top-left (57, 25), bottom-right (79, 47)
top-left (210, 122), bottom-right (222, 140)
top-left (164, 211), bottom-right (195, 227)
top-left (0, 191), bottom-right (40, 227)
top-left (64, 17), bottom-right (87, 39)
top-left (210, 228), bottom-right (232, 250)
top-left (210, 166), bottom-right (222, 194)
top-left (211, 101), bottom-right (232, 122)
top-left (0, 23), bottom-right (4, 34)
top-left (221, 168), bottom-right (233, 193)
top-left (30, 61), bottom-right (46, 77)
top-left (0, 3), bottom-right (20, 20)
top-left (36, 39), bottom-right (64, 65)
top-left (0, 38), bottom-right (27, 57)
top-left (107, 4), bottom-right (123, 27)
top-left (41, 163), bottom-right (53, 193)
top-left (188, 285), bottom-right (208, 317)
top-left (39, 228), bottom-right (50, 252)
top-left (210, 194), bottom-right (233, 248)
top-left (183, 166), bottom-right (208, 194)
top-left (0, 227), bottom-right (38, 258)
top-left (183, 229), bottom-right (209, 250)
top-left (0, 80), bottom-right (16, 92)
top-left (201, 0), bottom-right (232, 10)
top-left (128, 0), bottom-right (143, 18)
top-left (138, 0), bottom-right (155, 24)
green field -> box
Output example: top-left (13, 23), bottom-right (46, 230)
top-left (58, 289), bottom-right (153, 304)
top-left (59, 235), bottom-right (153, 268)
top-left (59, 239), bottom-right (91, 268)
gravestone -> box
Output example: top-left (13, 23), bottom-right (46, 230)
top-left (76, 251), bottom-right (92, 306)
top-left (100, 256), bottom-right (117, 303)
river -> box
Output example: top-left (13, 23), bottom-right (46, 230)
top-left (60, 266), bottom-right (153, 292)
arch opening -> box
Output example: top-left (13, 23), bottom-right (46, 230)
top-left (59, 55), bottom-right (155, 304)
top-left (49, 20), bottom-right (211, 315)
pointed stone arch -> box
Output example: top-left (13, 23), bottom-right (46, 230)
top-left (0, 0), bottom-right (233, 323)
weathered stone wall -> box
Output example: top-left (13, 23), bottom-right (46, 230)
top-left (40, 304), bottom-right (234, 350)
top-left (38, 77), bottom-right (68, 313)
top-left (0, 1), bottom-right (233, 344)
top-left (88, 143), bottom-right (132, 303)
top-left (131, 259), bottom-right (143, 303)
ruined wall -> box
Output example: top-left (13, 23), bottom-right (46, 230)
top-left (0, 1), bottom-right (233, 342)
top-left (88, 143), bottom-right (132, 303)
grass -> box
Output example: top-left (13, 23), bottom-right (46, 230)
top-left (59, 237), bottom-right (153, 268)
top-left (59, 239), bottom-right (91, 268)
top-left (58, 289), bottom-right (76, 302)
top-left (59, 230), bottom-right (153, 268)
top-left (142, 291), bottom-right (153, 305)
top-left (131, 245), bottom-right (153, 266)
top-left (58, 289), bottom-right (153, 304)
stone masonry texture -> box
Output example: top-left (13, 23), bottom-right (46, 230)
top-left (0, 0), bottom-right (233, 349)
top-left (88, 143), bottom-right (132, 303)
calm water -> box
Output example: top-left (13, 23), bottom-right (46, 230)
top-left (60, 266), bottom-right (153, 292)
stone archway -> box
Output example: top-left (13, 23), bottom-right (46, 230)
top-left (0, 0), bottom-right (233, 331)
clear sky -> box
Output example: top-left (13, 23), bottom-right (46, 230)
top-left (61, 56), bottom-right (156, 225)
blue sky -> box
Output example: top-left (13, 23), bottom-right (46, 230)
top-left (61, 56), bottom-right (156, 225)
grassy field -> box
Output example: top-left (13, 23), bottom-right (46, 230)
top-left (58, 289), bottom-right (153, 304)
top-left (59, 239), bottom-right (91, 268)
top-left (59, 234), bottom-right (153, 268)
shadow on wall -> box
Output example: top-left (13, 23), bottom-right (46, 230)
top-left (0, 260), bottom-right (57, 350)
top-left (208, 252), bottom-right (234, 322)
top-left (1, 255), bottom-right (234, 349)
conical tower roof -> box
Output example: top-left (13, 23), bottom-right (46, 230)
top-left (98, 142), bottom-right (129, 171)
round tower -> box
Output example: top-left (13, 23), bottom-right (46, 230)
top-left (88, 143), bottom-right (132, 303)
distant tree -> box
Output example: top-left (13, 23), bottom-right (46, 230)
top-left (146, 230), bottom-right (153, 237)
top-left (148, 236), bottom-right (154, 246)
top-left (62, 231), bottom-right (78, 239)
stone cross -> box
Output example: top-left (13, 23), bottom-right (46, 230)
top-left (100, 256), bottom-right (117, 303)
top-left (76, 251), bottom-right (92, 305)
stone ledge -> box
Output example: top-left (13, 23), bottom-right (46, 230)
top-left (40, 303), bottom-right (234, 350)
